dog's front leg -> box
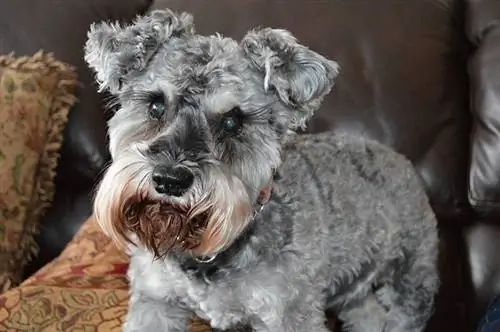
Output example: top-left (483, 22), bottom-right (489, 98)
top-left (124, 291), bottom-right (190, 332)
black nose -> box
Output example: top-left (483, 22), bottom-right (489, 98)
top-left (152, 165), bottom-right (194, 197)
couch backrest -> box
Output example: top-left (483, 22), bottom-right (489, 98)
top-left (18, 0), bottom-right (476, 273)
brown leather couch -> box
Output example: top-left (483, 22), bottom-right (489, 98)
top-left (6, 0), bottom-right (500, 331)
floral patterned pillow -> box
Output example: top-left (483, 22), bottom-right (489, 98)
top-left (0, 51), bottom-right (77, 293)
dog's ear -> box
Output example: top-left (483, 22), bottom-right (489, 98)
top-left (84, 9), bottom-right (195, 94)
top-left (240, 28), bottom-right (339, 130)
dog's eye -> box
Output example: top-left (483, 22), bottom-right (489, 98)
top-left (148, 95), bottom-right (166, 120)
top-left (149, 101), bottom-right (165, 119)
top-left (221, 107), bottom-right (244, 134)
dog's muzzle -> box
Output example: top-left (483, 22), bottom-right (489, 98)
top-left (93, 148), bottom-right (275, 259)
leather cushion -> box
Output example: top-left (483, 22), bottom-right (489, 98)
top-left (467, 0), bottom-right (500, 217)
top-left (154, 0), bottom-right (471, 220)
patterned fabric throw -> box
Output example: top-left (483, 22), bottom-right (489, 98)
top-left (0, 217), bottom-right (214, 332)
top-left (0, 52), bottom-right (77, 292)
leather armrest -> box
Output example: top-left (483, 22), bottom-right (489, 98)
top-left (467, 0), bottom-right (500, 217)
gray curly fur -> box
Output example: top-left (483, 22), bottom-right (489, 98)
top-left (85, 9), bottom-right (439, 332)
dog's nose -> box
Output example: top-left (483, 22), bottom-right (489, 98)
top-left (152, 165), bottom-right (194, 197)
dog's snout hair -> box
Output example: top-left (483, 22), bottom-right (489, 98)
top-left (93, 141), bottom-right (254, 257)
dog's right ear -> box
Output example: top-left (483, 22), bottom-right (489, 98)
top-left (84, 9), bottom-right (195, 94)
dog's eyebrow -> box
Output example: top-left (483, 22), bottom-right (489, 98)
top-left (147, 91), bottom-right (166, 103)
top-left (246, 100), bottom-right (278, 117)
top-left (121, 90), bottom-right (167, 104)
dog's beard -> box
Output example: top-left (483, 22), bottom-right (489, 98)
top-left (93, 149), bottom-right (254, 259)
top-left (123, 201), bottom-right (207, 257)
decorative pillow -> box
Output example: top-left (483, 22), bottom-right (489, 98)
top-left (0, 51), bottom-right (77, 292)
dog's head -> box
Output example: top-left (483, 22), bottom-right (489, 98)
top-left (85, 9), bottom-right (339, 258)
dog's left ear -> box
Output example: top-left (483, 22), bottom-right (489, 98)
top-left (85, 9), bottom-right (195, 95)
top-left (241, 28), bottom-right (340, 130)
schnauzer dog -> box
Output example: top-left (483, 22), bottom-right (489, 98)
top-left (85, 9), bottom-right (439, 332)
